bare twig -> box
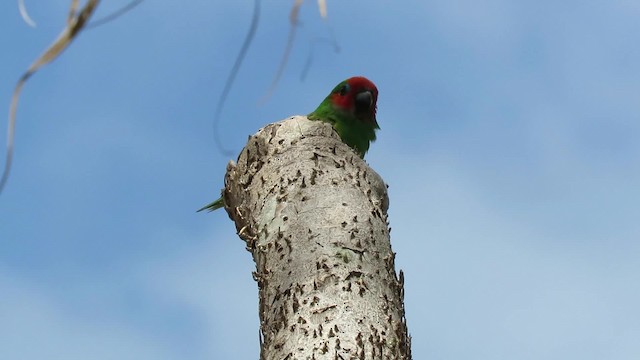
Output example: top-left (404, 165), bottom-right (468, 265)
top-left (86, 0), bottom-right (144, 29)
top-left (259, 0), bottom-right (332, 102)
top-left (258, 0), bottom-right (304, 105)
top-left (1, 0), bottom-right (100, 195)
top-left (300, 35), bottom-right (340, 81)
top-left (213, 0), bottom-right (261, 156)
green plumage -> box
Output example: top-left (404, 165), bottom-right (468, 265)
top-left (198, 76), bottom-right (379, 213)
top-left (197, 197), bottom-right (224, 212)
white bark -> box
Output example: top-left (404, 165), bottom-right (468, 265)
top-left (223, 116), bottom-right (411, 360)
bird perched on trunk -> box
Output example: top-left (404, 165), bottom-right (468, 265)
top-left (198, 76), bottom-right (379, 212)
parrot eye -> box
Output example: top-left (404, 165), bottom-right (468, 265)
top-left (339, 83), bottom-right (350, 96)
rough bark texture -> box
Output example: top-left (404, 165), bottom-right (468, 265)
top-left (223, 116), bottom-right (411, 360)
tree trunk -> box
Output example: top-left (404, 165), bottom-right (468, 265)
top-left (222, 116), bottom-right (411, 360)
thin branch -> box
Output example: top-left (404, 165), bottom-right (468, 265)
top-left (1, 0), bottom-right (100, 195)
top-left (213, 0), bottom-right (261, 156)
top-left (258, 0), bottom-right (303, 105)
top-left (300, 35), bottom-right (340, 81)
top-left (299, 10), bottom-right (340, 82)
top-left (68, 0), bottom-right (80, 25)
top-left (86, 0), bottom-right (144, 29)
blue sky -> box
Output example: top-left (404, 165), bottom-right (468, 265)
top-left (1, 1), bottom-right (639, 359)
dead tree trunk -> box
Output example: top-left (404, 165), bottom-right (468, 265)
top-left (222, 116), bottom-right (411, 359)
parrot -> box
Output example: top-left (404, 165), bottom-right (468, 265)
top-left (198, 76), bottom-right (379, 212)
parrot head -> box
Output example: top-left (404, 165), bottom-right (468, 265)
top-left (326, 76), bottom-right (379, 129)
top-left (309, 76), bottom-right (380, 157)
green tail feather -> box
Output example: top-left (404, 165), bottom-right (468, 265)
top-left (197, 196), bottom-right (224, 212)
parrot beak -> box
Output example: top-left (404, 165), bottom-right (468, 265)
top-left (355, 90), bottom-right (373, 111)
top-left (354, 90), bottom-right (378, 127)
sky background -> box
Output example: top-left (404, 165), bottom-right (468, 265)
top-left (1, 1), bottom-right (639, 359)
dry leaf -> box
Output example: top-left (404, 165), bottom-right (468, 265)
top-left (18, 0), bottom-right (37, 27)
top-left (317, 0), bottom-right (327, 19)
